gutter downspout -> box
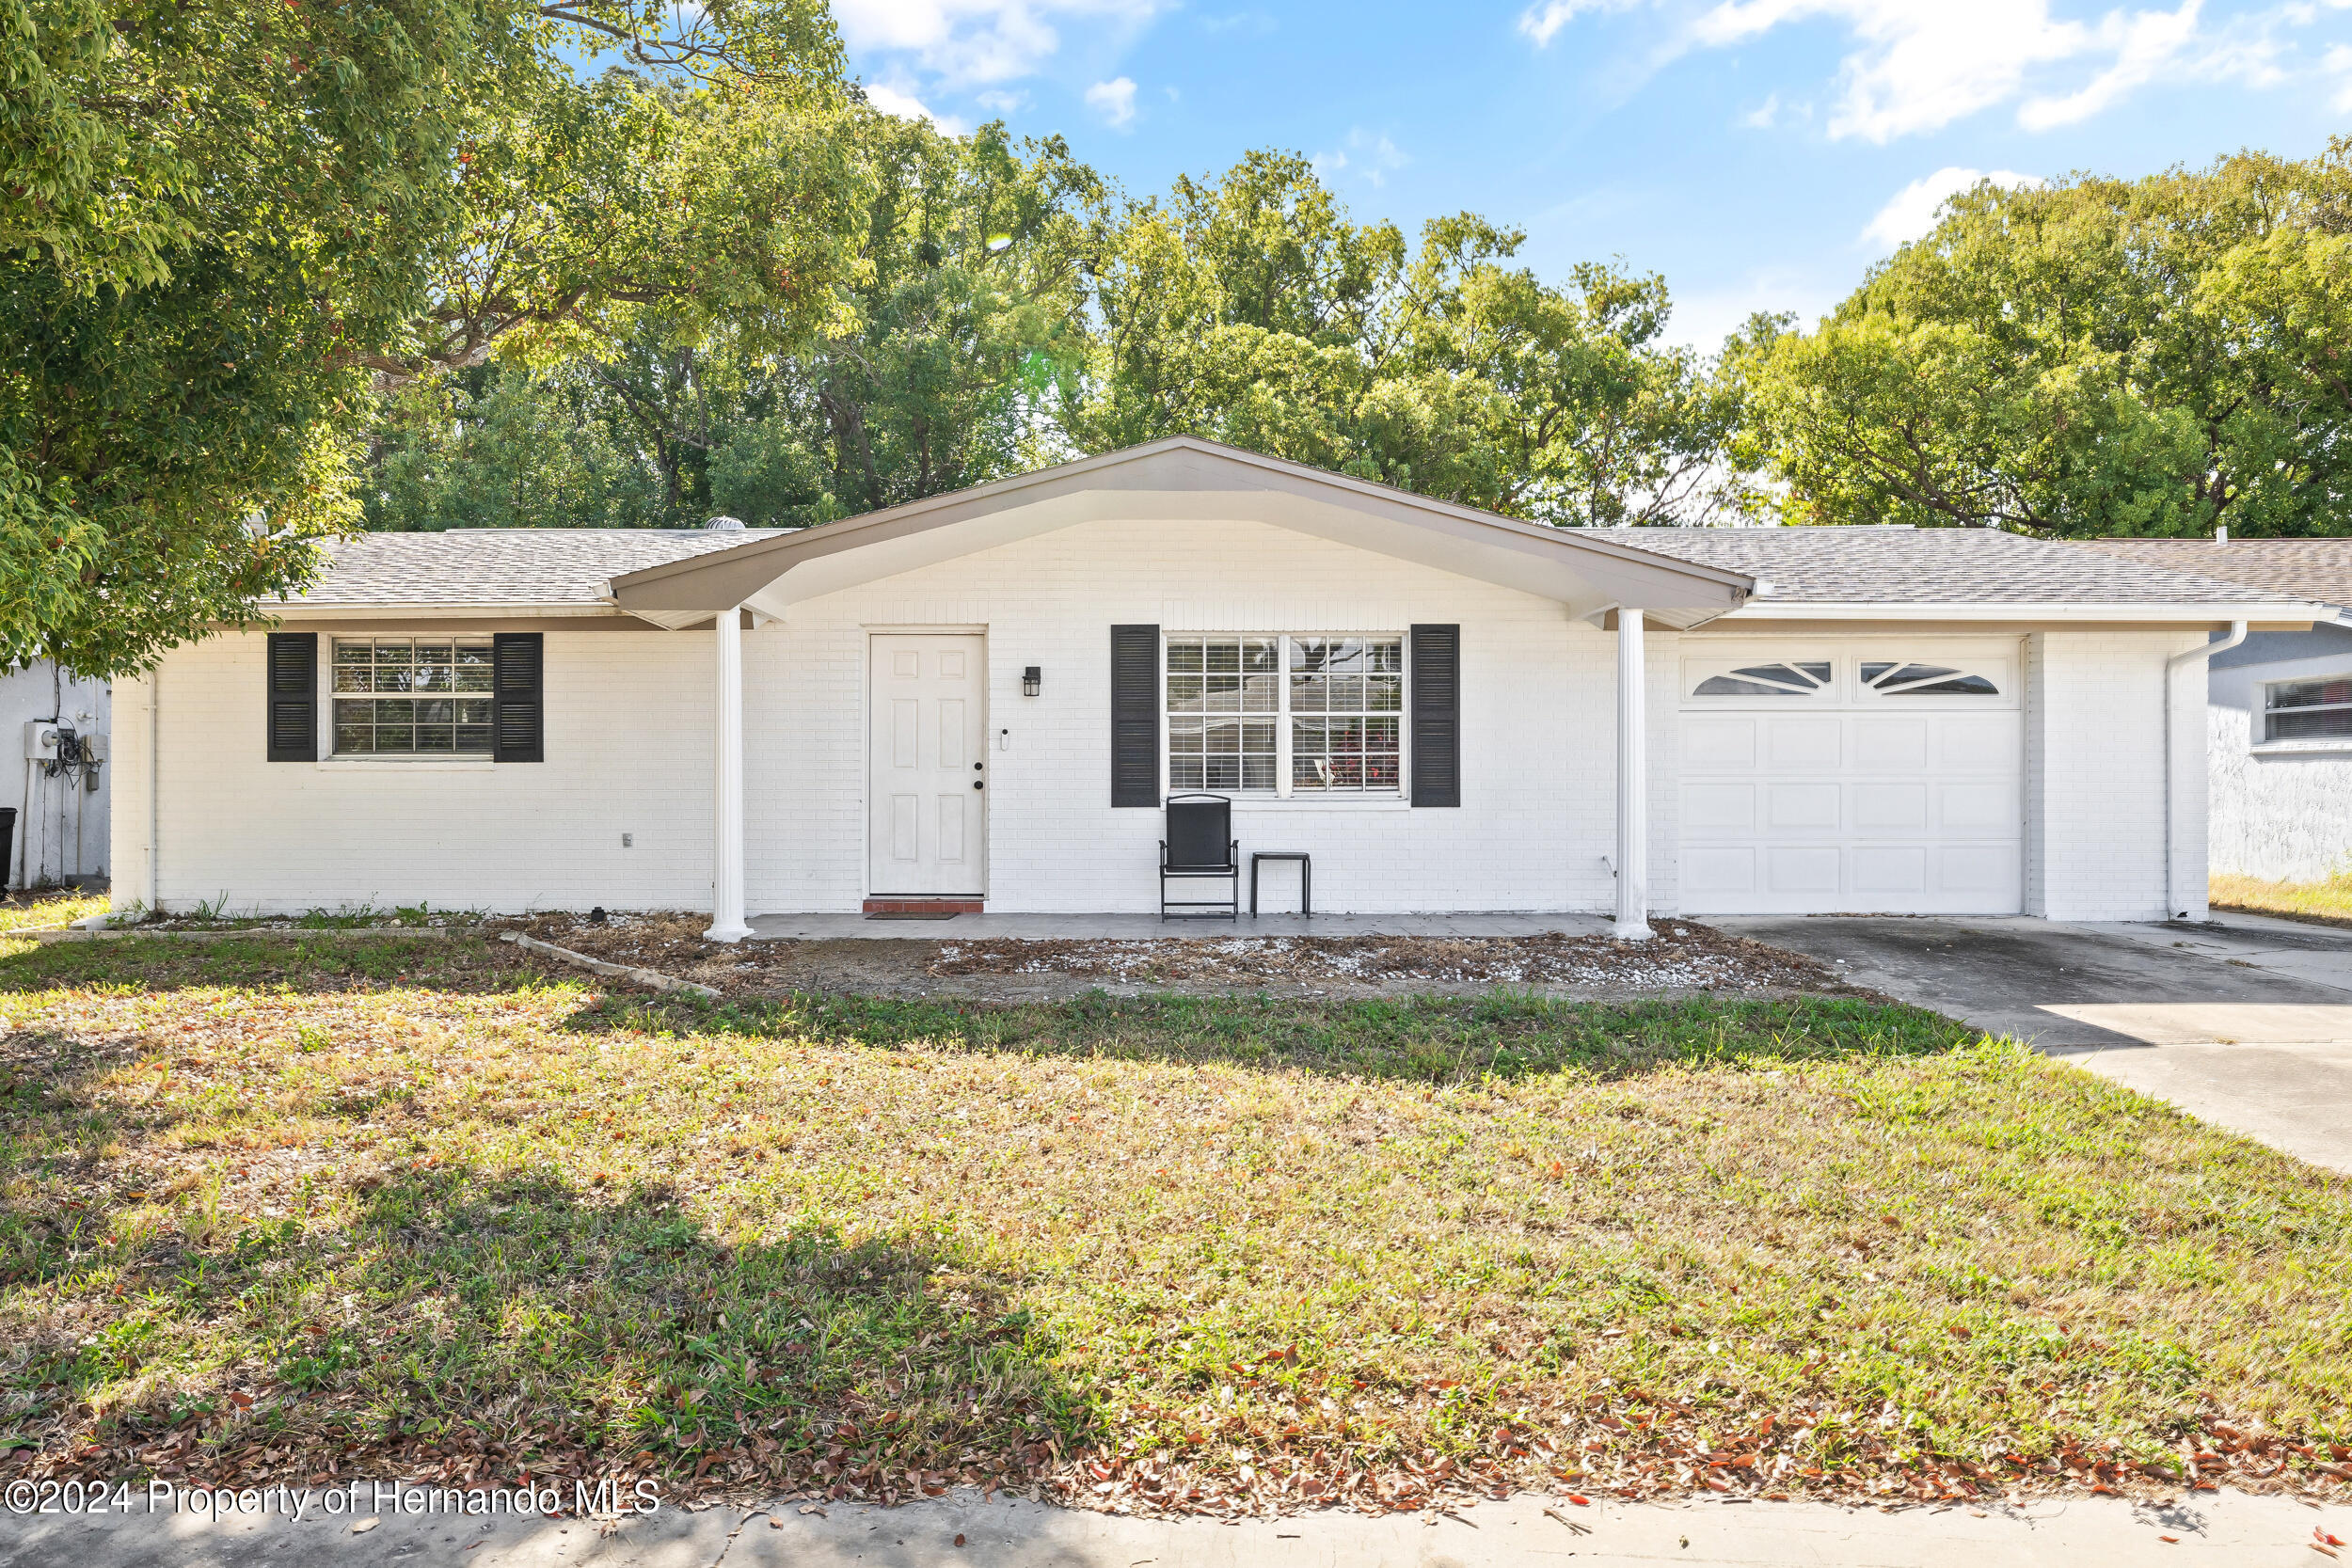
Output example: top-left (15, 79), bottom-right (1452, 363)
top-left (2166, 621), bottom-right (2245, 921)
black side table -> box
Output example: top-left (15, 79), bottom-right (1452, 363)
top-left (1249, 852), bottom-right (1311, 916)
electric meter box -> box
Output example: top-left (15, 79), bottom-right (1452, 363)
top-left (22, 721), bottom-right (58, 761)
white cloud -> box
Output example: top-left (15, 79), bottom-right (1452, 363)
top-left (1085, 75), bottom-right (1138, 127)
top-left (833, 0), bottom-right (1161, 87)
top-left (1200, 9), bottom-right (1277, 35)
top-left (1680, 0), bottom-right (2201, 141)
top-left (974, 87), bottom-right (1028, 112)
top-left (863, 79), bottom-right (971, 133)
top-left (1665, 269), bottom-right (1844, 355)
top-left (2328, 42), bottom-right (2352, 109)
top-left (1740, 91), bottom-right (1780, 127)
top-left (1312, 128), bottom-right (1409, 189)
top-left (1518, 0), bottom-right (1634, 46)
top-left (2018, 0), bottom-right (2203, 128)
top-left (1861, 166), bottom-right (2042, 251)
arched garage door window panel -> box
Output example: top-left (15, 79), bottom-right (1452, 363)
top-left (1861, 661), bottom-right (2001, 697)
top-left (1690, 661), bottom-right (1833, 698)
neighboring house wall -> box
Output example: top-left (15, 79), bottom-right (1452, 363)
top-left (3, 660), bottom-right (110, 889)
top-left (2207, 624), bottom-right (2352, 884)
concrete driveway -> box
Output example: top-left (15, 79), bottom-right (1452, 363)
top-left (1715, 911), bottom-right (2352, 1175)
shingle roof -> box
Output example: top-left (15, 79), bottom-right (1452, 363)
top-left (2071, 538), bottom-right (2352, 614)
top-left (1605, 525), bottom-right (2283, 606)
top-left (284, 516), bottom-right (2308, 617)
top-left (290, 529), bottom-right (785, 609)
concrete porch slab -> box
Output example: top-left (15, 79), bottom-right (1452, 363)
top-left (745, 911), bottom-right (1620, 941)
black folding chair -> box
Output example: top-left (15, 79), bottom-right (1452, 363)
top-left (1160, 793), bottom-right (1239, 920)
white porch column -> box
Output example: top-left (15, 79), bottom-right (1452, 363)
top-left (1614, 608), bottom-right (1653, 941)
top-left (706, 607), bottom-right (752, 943)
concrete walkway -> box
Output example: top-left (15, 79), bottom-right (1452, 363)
top-left (5, 1487), bottom-right (2345, 1567)
top-left (1715, 911), bottom-right (2352, 1174)
top-left (747, 911), bottom-right (1615, 941)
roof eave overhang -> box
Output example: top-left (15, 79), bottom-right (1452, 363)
top-left (1717, 600), bottom-right (2322, 625)
top-left (606, 438), bottom-right (1756, 625)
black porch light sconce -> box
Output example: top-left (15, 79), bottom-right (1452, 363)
top-left (1023, 665), bottom-right (1042, 697)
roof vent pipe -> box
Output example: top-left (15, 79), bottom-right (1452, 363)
top-left (2216, 525), bottom-right (2228, 543)
top-left (704, 515), bottom-right (745, 531)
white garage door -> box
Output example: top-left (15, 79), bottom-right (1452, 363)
top-left (1677, 644), bottom-right (2023, 915)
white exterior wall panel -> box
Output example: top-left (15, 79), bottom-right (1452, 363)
top-left (118, 519), bottom-right (1637, 917)
top-left (752, 518), bottom-right (1624, 915)
top-left (2023, 627), bottom-right (2200, 922)
top-left (120, 630), bottom-right (719, 915)
top-left (111, 519), bottom-right (2209, 923)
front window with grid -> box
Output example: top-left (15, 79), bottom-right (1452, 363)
top-left (1165, 634), bottom-right (1404, 795)
top-left (2265, 675), bottom-right (2352, 742)
top-left (332, 640), bottom-right (495, 755)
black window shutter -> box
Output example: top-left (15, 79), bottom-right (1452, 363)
top-left (493, 633), bottom-right (544, 763)
top-left (1110, 624), bottom-right (1160, 807)
top-left (265, 632), bottom-right (317, 762)
top-left (1410, 624), bottom-right (1460, 807)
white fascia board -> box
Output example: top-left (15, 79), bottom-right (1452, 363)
top-left (273, 602), bottom-right (632, 620)
top-left (1721, 601), bottom-right (2321, 625)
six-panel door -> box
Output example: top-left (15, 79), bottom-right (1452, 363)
top-left (867, 634), bottom-right (987, 897)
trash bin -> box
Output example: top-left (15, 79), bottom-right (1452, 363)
top-left (0, 806), bottom-right (14, 894)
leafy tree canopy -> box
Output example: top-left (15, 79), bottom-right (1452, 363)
top-left (368, 145), bottom-right (1759, 535)
top-left (1, 0), bottom-right (857, 674)
top-left (1743, 140), bottom-right (2352, 536)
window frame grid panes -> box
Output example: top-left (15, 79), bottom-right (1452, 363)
top-left (2264, 675), bottom-right (2352, 742)
top-left (1859, 660), bottom-right (2002, 698)
top-left (1165, 632), bottom-right (1406, 798)
top-left (331, 638), bottom-right (497, 756)
top-left (1689, 661), bottom-right (1834, 699)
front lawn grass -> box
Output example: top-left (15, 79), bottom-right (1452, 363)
top-left (0, 889), bottom-right (106, 936)
top-left (1, 936), bottom-right (2346, 1515)
top-left (2212, 870), bottom-right (2352, 927)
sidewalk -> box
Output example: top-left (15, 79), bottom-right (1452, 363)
top-left (4, 1486), bottom-right (2345, 1567)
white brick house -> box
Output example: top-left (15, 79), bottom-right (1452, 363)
top-left (110, 439), bottom-right (2323, 934)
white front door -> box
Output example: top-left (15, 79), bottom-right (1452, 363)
top-left (1677, 642), bottom-right (2024, 915)
top-left (867, 634), bottom-right (987, 897)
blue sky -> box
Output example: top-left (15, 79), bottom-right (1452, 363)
top-left (834, 0), bottom-right (2352, 350)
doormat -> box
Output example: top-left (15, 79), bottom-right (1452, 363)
top-left (865, 911), bottom-right (961, 921)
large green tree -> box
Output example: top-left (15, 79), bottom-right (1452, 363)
top-left (362, 104), bottom-right (1097, 530)
top-left (1743, 142), bottom-right (2352, 536)
top-left (358, 142), bottom-right (1758, 537)
top-left (1065, 152), bottom-right (1757, 526)
top-left (1, 0), bottom-right (855, 674)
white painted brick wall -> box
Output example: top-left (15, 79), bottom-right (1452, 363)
top-left (117, 630), bottom-right (718, 916)
top-left (110, 520), bottom-right (2199, 922)
top-left (116, 520), bottom-right (1646, 917)
top-left (750, 518), bottom-right (1630, 914)
top-left (2023, 626), bottom-right (2201, 922)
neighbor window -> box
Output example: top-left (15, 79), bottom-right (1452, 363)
top-left (1166, 634), bottom-right (1403, 795)
top-left (331, 639), bottom-right (495, 755)
top-left (2265, 675), bottom-right (2352, 741)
